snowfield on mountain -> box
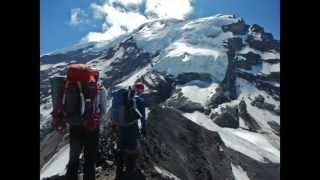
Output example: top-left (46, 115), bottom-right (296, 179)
top-left (40, 14), bottom-right (280, 180)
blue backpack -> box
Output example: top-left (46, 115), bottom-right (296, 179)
top-left (111, 87), bottom-right (142, 126)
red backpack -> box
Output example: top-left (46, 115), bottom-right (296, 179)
top-left (52, 64), bottom-right (102, 131)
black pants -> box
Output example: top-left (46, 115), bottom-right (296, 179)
top-left (65, 126), bottom-right (99, 180)
top-left (115, 150), bottom-right (138, 178)
top-left (115, 124), bottom-right (140, 178)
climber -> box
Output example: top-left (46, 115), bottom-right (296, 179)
top-left (50, 64), bottom-right (108, 180)
top-left (111, 82), bottom-right (146, 180)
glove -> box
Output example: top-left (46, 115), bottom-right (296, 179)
top-left (84, 119), bottom-right (99, 131)
top-left (52, 118), bottom-right (66, 134)
top-left (51, 109), bottom-right (66, 134)
top-left (53, 120), bottom-right (66, 134)
top-left (84, 115), bottom-right (99, 131)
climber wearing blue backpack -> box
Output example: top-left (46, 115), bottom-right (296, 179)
top-left (111, 82), bottom-right (146, 180)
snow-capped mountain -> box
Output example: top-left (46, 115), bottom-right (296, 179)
top-left (40, 14), bottom-right (280, 180)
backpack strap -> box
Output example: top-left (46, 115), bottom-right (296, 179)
top-left (128, 86), bottom-right (132, 100)
top-left (61, 80), bottom-right (69, 106)
top-left (133, 97), bottom-right (143, 118)
top-left (77, 81), bottom-right (85, 116)
top-left (127, 87), bottom-right (143, 122)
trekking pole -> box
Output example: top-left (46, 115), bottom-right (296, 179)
top-left (77, 81), bottom-right (86, 115)
top-left (61, 80), bottom-right (69, 106)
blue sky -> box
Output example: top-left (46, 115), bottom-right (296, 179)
top-left (40, 0), bottom-right (279, 55)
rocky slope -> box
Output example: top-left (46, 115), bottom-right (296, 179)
top-left (40, 14), bottom-right (280, 180)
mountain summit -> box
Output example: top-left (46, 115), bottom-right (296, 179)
top-left (40, 14), bottom-right (280, 180)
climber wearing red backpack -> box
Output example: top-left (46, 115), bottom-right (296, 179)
top-left (50, 64), bottom-right (108, 180)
